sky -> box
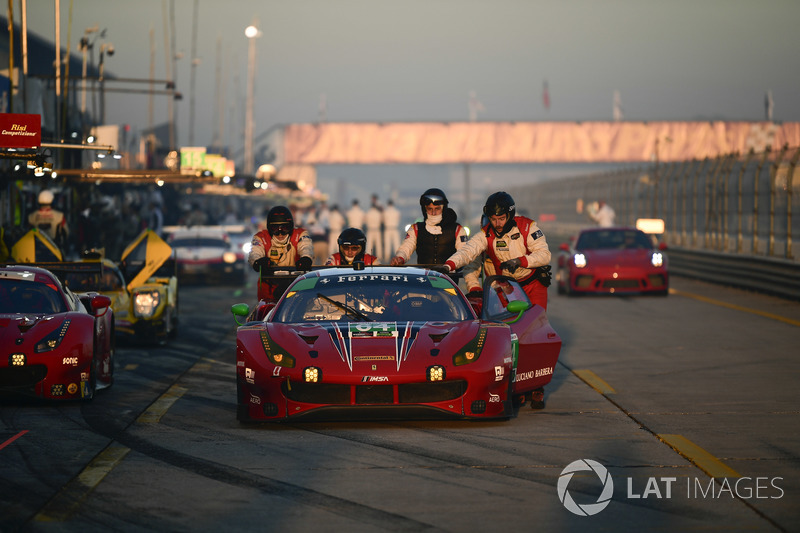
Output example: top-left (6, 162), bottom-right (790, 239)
top-left (23, 0), bottom-right (800, 218)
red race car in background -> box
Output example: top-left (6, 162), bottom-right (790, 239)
top-left (231, 265), bottom-right (561, 422)
top-left (556, 224), bottom-right (669, 296)
top-left (0, 264), bottom-right (115, 400)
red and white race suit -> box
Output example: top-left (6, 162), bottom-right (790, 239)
top-left (446, 216), bottom-right (551, 309)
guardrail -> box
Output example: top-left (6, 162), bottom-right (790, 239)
top-left (666, 247), bottom-right (800, 301)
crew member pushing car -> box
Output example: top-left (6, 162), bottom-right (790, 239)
top-left (325, 228), bottom-right (380, 266)
top-left (249, 205), bottom-right (313, 302)
top-left (390, 188), bottom-right (468, 266)
top-left (444, 191), bottom-right (551, 310)
top-left (445, 191), bottom-right (552, 409)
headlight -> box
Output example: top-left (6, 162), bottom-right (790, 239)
top-left (242, 242), bottom-right (252, 254)
top-left (35, 319), bottom-right (70, 353)
top-left (573, 253), bottom-right (587, 268)
top-left (260, 330), bottom-right (296, 368)
top-left (651, 252), bottom-right (663, 267)
top-left (304, 367), bottom-right (321, 383)
top-left (453, 327), bottom-right (488, 366)
top-left (428, 365), bottom-right (445, 381)
top-left (223, 252), bottom-right (238, 264)
top-left (133, 290), bottom-right (161, 318)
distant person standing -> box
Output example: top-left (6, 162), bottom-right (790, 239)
top-left (146, 200), bottom-right (164, 235)
top-left (382, 199), bottom-right (402, 264)
top-left (346, 199), bottom-right (365, 232)
top-left (28, 190), bottom-right (69, 249)
top-left (587, 200), bottom-right (616, 227)
top-left (184, 203), bottom-right (208, 227)
top-left (364, 201), bottom-right (383, 260)
top-left (327, 204), bottom-right (346, 256)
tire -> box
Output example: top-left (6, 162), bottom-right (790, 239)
top-left (83, 355), bottom-right (96, 401)
top-left (236, 378), bottom-right (252, 423)
top-left (106, 331), bottom-right (116, 389)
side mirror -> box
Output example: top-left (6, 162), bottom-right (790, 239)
top-left (91, 294), bottom-right (112, 317)
top-left (505, 299), bottom-right (531, 324)
top-left (559, 242), bottom-right (570, 252)
top-left (658, 242), bottom-right (668, 251)
top-left (231, 303), bottom-right (250, 326)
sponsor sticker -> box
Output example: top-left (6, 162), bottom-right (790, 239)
top-left (336, 274), bottom-right (409, 283)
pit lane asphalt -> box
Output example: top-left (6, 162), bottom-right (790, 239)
top-left (1, 270), bottom-right (798, 532)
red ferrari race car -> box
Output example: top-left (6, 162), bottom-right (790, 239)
top-left (231, 265), bottom-right (561, 422)
top-left (556, 225), bottom-right (669, 296)
top-left (0, 264), bottom-right (115, 400)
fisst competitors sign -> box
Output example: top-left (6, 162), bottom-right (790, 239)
top-left (0, 113), bottom-right (41, 148)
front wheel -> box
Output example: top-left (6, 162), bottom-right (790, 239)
top-left (236, 378), bottom-right (252, 423)
top-left (82, 356), bottom-right (96, 401)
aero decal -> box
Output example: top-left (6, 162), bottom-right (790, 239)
top-left (330, 323), bottom-right (351, 370)
top-left (395, 322), bottom-right (421, 371)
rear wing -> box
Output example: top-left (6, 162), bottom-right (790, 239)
top-left (17, 261), bottom-right (104, 292)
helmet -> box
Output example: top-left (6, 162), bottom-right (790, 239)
top-left (38, 190), bottom-right (54, 205)
top-left (267, 205), bottom-right (294, 236)
top-left (419, 188), bottom-right (448, 218)
top-left (337, 227), bottom-right (366, 264)
top-left (483, 191), bottom-right (516, 235)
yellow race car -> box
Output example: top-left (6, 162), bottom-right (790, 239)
top-left (68, 230), bottom-right (179, 343)
top-left (105, 229), bottom-right (179, 343)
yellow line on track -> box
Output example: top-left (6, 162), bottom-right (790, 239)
top-left (573, 369), bottom-right (616, 394)
top-left (658, 434), bottom-right (740, 479)
top-left (34, 444), bottom-right (130, 522)
top-left (670, 288), bottom-right (800, 327)
top-left (136, 384), bottom-right (187, 424)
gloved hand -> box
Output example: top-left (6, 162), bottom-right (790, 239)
top-left (390, 256), bottom-right (405, 266)
top-left (467, 289), bottom-right (483, 302)
top-left (296, 256), bottom-right (313, 271)
top-left (252, 257), bottom-right (271, 272)
top-left (500, 258), bottom-right (522, 273)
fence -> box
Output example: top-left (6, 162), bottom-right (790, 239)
top-left (511, 144), bottom-right (800, 261)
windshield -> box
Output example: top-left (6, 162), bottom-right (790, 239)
top-left (576, 229), bottom-right (653, 250)
top-left (0, 279), bottom-right (67, 314)
top-left (272, 273), bottom-right (473, 323)
top-left (64, 266), bottom-right (124, 292)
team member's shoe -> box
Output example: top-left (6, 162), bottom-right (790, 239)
top-left (530, 387), bottom-right (545, 410)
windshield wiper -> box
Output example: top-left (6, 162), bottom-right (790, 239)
top-left (317, 293), bottom-right (371, 322)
